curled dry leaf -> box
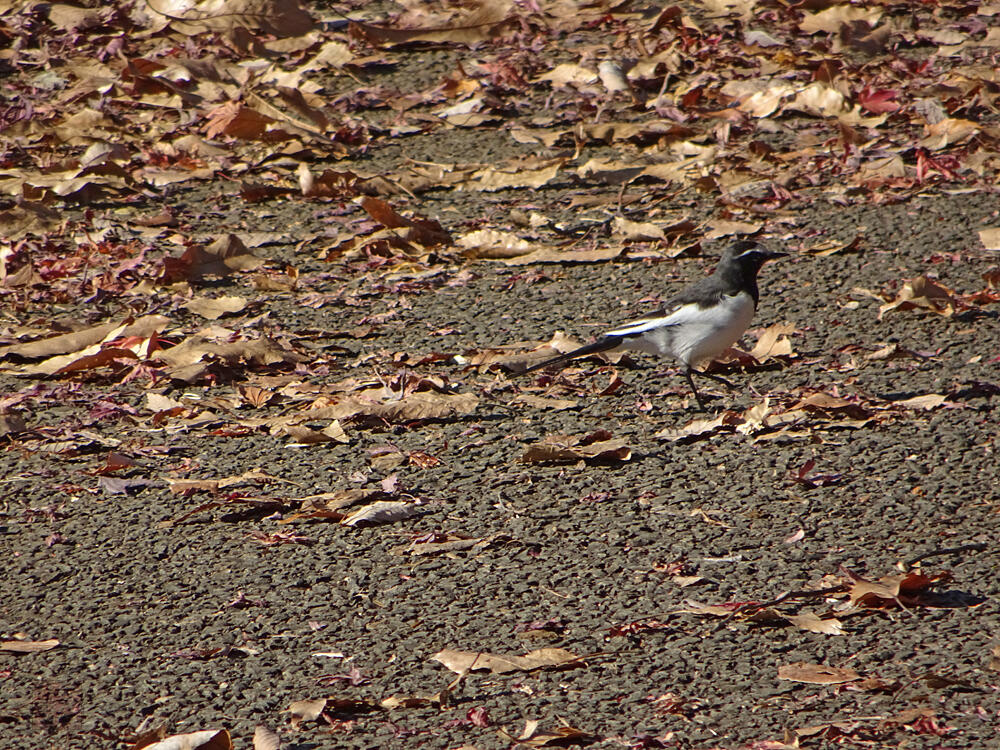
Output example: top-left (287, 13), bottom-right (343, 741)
top-left (252, 725), bottom-right (280, 750)
top-left (782, 612), bottom-right (846, 636)
top-left (455, 228), bottom-right (535, 259)
top-left (340, 500), bottom-right (424, 527)
top-left (0, 315), bottom-right (169, 362)
top-left (432, 647), bottom-right (584, 675)
top-left (380, 692), bottom-right (447, 710)
top-left (877, 276), bottom-right (962, 319)
top-left (506, 719), bottom-right (596, 748)
top-left (286, 698), bottom-right (326, 729)
top-left (351, 0), bottom-right (513, 47)
top-left (520, 433), bottom-right (631, 464)
top-left (359, 196), bottom-right (451, 247)
top-left (153, 335), bottom-right (302, 383)
top-left (142, 729), bottom-right (233, 750)
top-left (151, 0), bottom-right (314, 36)
top-left (777, 662), bottom-right (861, 685)
top-left (846, 570), bottom-right (965, 609)
top-left (748, 323), bottom-right (796, 362)
top-left (160, 235), bottom-right (265, 284)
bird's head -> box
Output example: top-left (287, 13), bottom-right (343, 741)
top-left (723, 240), bottom-right (787, 272)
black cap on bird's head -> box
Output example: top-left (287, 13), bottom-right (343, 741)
top-left (721, 240), bottom-right (788, 271)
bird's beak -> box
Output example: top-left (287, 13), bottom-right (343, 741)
top-left (762, 250), bottom-right (788, 260)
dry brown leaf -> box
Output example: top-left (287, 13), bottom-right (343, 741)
top-left (989, 644), bottom-right (1000, 672)
top-left (510, 394), bottom-right (578, 411)
top-left (454, 228), bottom-right (535, 259)
top-left (748, 323), bottom-right (795, 361)
top-left (380, 692), bottom-right (448, 710)
top-left (0, 315), bottom-right (168, 362)
top-left (612, 216), bottom-right (666, 242)
top-left (509, 719), bottom-right (595, 748)
top-left (520, 434), bottom-right (631, 464)
top-left (161, 235), bottom-right (265, 284)
top-left (799, 5), bottom-right (882, 34)
top-left (351, 1), bottom-right (513, 47)
top-left (432, 647), bottom-right (584, 675)
top-left (252, 725), bottom-right (280, 750)
top-left (655, 411), bottom-right (740, 442)
top-left (892, 394), bottom-right (947, 411)
top-left (359, 197), bottom-right (451, 247)
top-left (978, 227), bottom-right (1000, 251)
top-left (777, 662), bottom-right (861, 685)
top-left (286, 698), bottom-right (326, 729)
top-left (503, 245), bottom-right (624, 265)
top-left (154, 0), bottom-right (315, 37)
top-left (183, 296), bottom-right (248, 320)
top-left (307, 391), bottom-right (479, 422)
top-left (340, 501), bottom-right (423, 527)
top-left (142, 729), bottom-right (232, 750)
top-left (153, 334), bottom-right (300, 382)
top-left (276, 422), bottom-right (349, 446)
top-left (878, 276), bottom-right (960, 319)
top-left (534, 63), bottom-right (599, 88)
top-left (704, 219), bottom-right (763, 240)
top-left (0, 638), bottom-right (60, 653)
top-left (783, 612), bottom-right (845, 636)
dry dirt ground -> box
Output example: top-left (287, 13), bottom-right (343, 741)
top-left (2, 1), bottom-right (1000, 749)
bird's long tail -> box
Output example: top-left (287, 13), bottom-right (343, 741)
top-left (521, 336), bottom-right (623, 374)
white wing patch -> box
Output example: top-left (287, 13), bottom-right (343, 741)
top-left (605, 293), bottom-right (756, 367)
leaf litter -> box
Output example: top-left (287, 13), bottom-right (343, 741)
top-left (2, 0), bottom-right (998, 745)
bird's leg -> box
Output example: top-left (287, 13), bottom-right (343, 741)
top-left (684, 367), bottom-right (708, 411)
top-left (693, 369), bottom-right (737, 391)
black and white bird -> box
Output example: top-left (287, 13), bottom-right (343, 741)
top-left (522, 241), bottom-right (786, 409)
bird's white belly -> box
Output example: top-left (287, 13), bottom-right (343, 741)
top-left (628, 293), bottom-right (756, 368)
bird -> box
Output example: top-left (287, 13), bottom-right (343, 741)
top-left (521, 240), bottom-right (787, 409)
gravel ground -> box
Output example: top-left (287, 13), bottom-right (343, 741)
top-left (3, 2), bottom-right (1000, 749)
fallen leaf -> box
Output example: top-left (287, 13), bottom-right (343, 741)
top-left (307, 391), bottom-right (479, 422)
top-left (252, 725), bottom-right (280, 750)
top-left (184, 296), bottom-right (248, 320)
top-left (0, 315), bottom-right (168, 362)
top-left (286, 698), bottom-right (327, 729)
top-left (160, 235), bottom-right (265, 284)
top-left (748, 323), bottom-right (795, 361)
top-left (520, 434), bottom-right (631, 464)
top-left (979, 227), bottom-right (1000, 251)
top-left (340, 500), bottom-right (424, 527)
top-left (777, 662), bottom-right (861, 685)
top-left (432, 647), bottom-right (584, 675)
top-left (510, 394), bottom-right (578, 411)
top-left (878, 276), bottom-right (961, 319)
top-left (783, 612), bottom-right (845, 636)
top-left (351, 1), bottom-right (513, 47)
top-left (0, 638), bottom-right (60, 653)
top-left (142, 729), bottom-right (232, 750)
top-left (892, 394), bottom-right (947, 410)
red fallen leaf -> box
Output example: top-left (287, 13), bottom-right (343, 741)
top-left (906, 715), bottom-right (954, 737)
top-left (857, 87), bottom-right (900, 114)
top-left (789, 459), bottom-right (841, 488)
top-left (407, 451), bottom-right (441, 468)
top-left (92, 451), bottom-right (137, 476)
top-left (844, 568), bottom-right (960, 608)
top-left (607, 620), bottom-right (672, 638)
top-left (359, 196), bottom-right (451, 247)
top-left (467, 706), bottom-right (491, 728)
